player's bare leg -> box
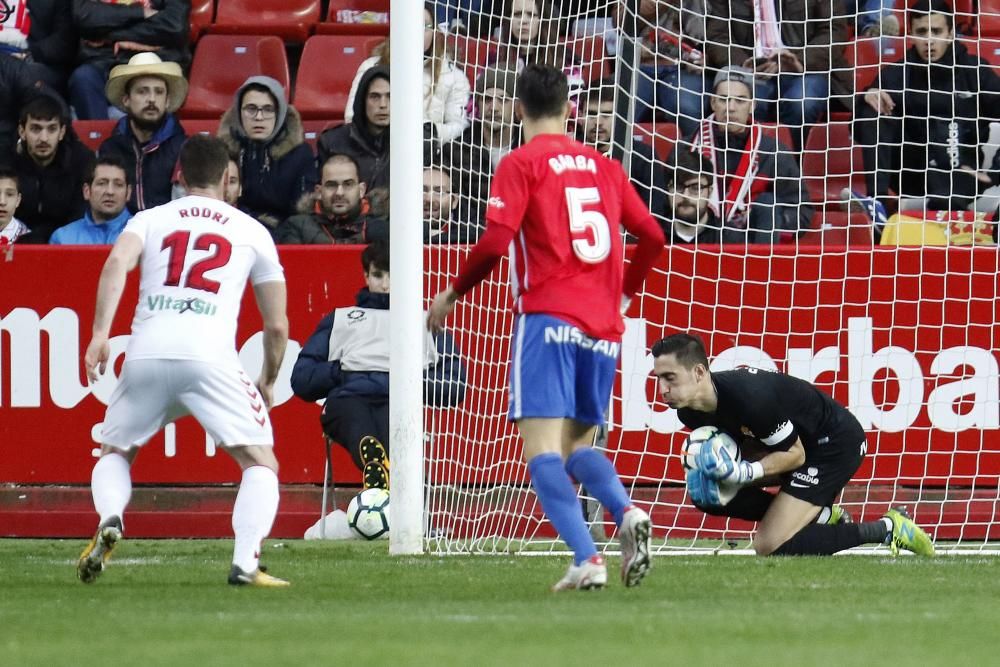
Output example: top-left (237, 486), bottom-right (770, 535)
top-left (78, 445), bottom-right (137, 583)
top-left (562, 422), bottom-right (652, 588)
top-left (519, 418), bottom-right (606, 591)
top-left (224, 444), bottom-right (288, 587)
top-left (753, 492), bottom-right (823, 555)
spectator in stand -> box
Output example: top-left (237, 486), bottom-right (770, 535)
top-left (0, 167), bottom-right (29, 244)
top-left (687, 66), bottom-right (812, 243)
top-left (318, 67), bottom-right (390, 192)
top-left (0, 52), bottom-right (52, 164)
top-left (290, 240), bottom-right (466, 489)
top-left (223, 155), bottom-right (241, 207)
top-left (49, 154), bottom-right (132, 244)
top-left (98, 53), bottom-right (186, 213)
top-left (423, 165), bottom-right (473, 243)
top-left (343, 3), bottom-right (471, 151)
top-left (846, 0), bottom-right (1000, 239)
top-left (633, 0), bottom-right (709, 138)
top-left (441, 67), bottom-right (521, 227)
top-left (0, 0), bottom-right (77, 92)
top-left (662, 146), bottom-right (744, 243)
top-left (705, 0), bottom-right (851, 151)
top-left (69, 0), bottom-right (190, 120)
top-left (12, 93), bottom-right (94, 243)
top-left (576, 80), bottom-right (666, 224)
top-left (276, 154), bottom-right (386, 245)
top-left (490, 0), bottom-right (585, 97)
top-left (219, 76), bottom-right (317, 233)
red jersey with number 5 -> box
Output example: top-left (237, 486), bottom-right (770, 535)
top-left (121, 195), bottom-right (284, 365)
top-left (486, 134), bottom-right (653, 341)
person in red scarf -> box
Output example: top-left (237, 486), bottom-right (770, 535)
top-left (274, 153), bottom-right (386, 245)
top-left (687, 66), bottom-right (812, 244)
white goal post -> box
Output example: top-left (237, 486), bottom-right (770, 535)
top-left (388, 0), bottom-right (1000, 555)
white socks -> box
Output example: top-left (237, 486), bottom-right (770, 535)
top-left (232, 466), bottom-right (280, 573)
top-left (91, 453), bottom-right (132, 529)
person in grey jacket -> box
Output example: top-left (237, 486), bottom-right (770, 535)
top-left (686, 66), bottom-right (812, 243)
top-left (290, 241), bottom-right (466, 489)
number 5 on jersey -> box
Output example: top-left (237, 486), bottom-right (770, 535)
top-left (566, 187), bottom-right (611, 263)
top-left (161, 230), bottom-right (233, 294)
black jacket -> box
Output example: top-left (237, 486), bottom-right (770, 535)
top-left (72, 0), bottom-right (190, 68)
top-left (27, 0), bottom-right (78, 75)
top-left (14, 134), bottom-right (95, 243)
top-left (317, 66), bottom-right (390, 191)
top-left (275, 193), bottom-right (387, 244)
top-left (98, 113), bottom-right (186, 212)
top-left (867, 43), bottom-right (1000, 202)
top-left (441, 120), bottom-right (521, 227)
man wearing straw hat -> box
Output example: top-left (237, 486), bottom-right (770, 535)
top-left (98, 52), bottom-right (188, 213)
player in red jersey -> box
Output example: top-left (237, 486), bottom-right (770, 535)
top-left (429, 64), bottom-right (665, 591)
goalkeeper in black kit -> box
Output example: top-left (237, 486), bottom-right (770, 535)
top-left (652, 333), bottom-right (936, 557)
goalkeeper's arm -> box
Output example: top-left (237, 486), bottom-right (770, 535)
top-left (705, 438), bottom-right (806, 485)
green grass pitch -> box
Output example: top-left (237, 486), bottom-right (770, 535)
top-left (2, 539), bottom-right (1000, 666)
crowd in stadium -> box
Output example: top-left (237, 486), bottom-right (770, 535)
top-left (1, 0), bottom-right (997, 248)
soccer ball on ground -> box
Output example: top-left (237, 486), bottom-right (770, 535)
top-left (683, 425), bottom-right (740, 471)
top-left (347, 488), bottom-right (390, 540)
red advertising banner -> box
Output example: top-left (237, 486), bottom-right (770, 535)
top-left (2, 246), bottom-right (999, 490)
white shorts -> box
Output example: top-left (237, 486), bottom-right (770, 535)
top-left (101, 359), bottom-right (274, 449)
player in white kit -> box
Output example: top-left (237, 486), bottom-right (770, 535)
top-left (77, 135), bottom-right (291, 587)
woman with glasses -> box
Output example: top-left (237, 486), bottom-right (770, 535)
top-left (341, 3), bottom-right (471, 148)
top-left (218, 76), bottom-right (318, 235)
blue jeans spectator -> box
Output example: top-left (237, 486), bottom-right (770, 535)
top-left (754, 73), bottom-right (828, 151)
top-left (635, 64), bottom-right (706, 137)
top-left (69, 62), bottom-right (113, 120)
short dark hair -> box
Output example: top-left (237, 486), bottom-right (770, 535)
top-left (19, 95), bottom-right (67, 127)
top-left (321, 153), bottom-right (362, 180)
top-left (665, 148), bottom-right (712, 192)
top-left (179, 135), bottom-right (231, 189)
top-left (650, 333), bottom-right (709, 369)
top-left (84, 155), bottom-right (132, 187)
top-left (578, 79), bottom-right (615, 112)
top-left (361, 239), bottom-right (389, 273)
top-left (516, 64), bottom-right (569, 120)
top-left (0, 167), bottom-right (20, 189)
top-left (908, 0), bottom-right (954, 30)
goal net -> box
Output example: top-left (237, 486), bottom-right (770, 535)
top-left (421, 0), bottom-right (1000, 554)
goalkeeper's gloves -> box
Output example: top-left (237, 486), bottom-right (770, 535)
top-left (698, 444), bottom-right (765, 485)
top-left (686, 468), bottom-right (725, 508)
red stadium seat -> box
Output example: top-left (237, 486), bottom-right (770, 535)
top-left (802, 122), bottom-right (865, 209)
top-left (759, 123), bottom-right (795, 150)
top-left (978, 0), bottom-right (1000, 37)
top-left (317, 0), bottom-right (390, 36)
top-left (181, 118), bottom-right (220, 137)
top-left (210, 0), bottom-right (321, 43)
top-left (293, 35), bottom-right (386, 120)
top-left (181, 35), bottom-right (290, 119)
top-left (189, 0), bottom-right (214, 43)
top-left (301, 119), bottom-right (335, 151)
top-left (633, 122), bottom-right (678, 161)
top-left (569, 34), bottom-right (610, 84)
top-left (447, 35), bottom-right (498, 90)
top-left (960, 38), bottom-right (1000, 76)
top-left (73, 120), bottom-right (116, 152)
top-left (845, 37), bottom-right (905, 92)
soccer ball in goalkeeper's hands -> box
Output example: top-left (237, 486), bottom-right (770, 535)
top-left (347, 488), bottom-right (390, 540)
top-left (683, 425), bottom-right (740, 472)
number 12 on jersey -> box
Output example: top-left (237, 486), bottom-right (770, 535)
top-left (566, 187), bottom-right (611, 263)
top-left (161, 230), bottom-right (233, 294)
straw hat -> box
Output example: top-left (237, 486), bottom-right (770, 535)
top-left (105, 53), bottom-right (189, 112)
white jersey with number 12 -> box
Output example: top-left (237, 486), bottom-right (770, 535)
top-left (121, 195), bottom-right (285, 366)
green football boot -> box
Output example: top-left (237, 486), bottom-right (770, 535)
top-left (884, 508), bottom-right (936, 557)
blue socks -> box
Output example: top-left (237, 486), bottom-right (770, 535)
top-left (565, 448), bottom-right (631, 526)
top-left (528, 453), bottom-right (597, 566)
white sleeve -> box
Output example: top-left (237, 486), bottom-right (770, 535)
top-left (249, 231), bottom-right (285, 285)
top-left (121, 211), bottom-right (149, 245)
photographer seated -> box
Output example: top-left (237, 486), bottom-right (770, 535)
top-left (290, 240), bottom-right (466, 489)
